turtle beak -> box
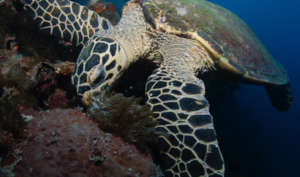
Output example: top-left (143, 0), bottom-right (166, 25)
top-left (90, 65), bottom-right (107, 89)
top-left (75, 64), bottom-right (109, 105)
top-left (71, 61), bottom-right (108, 97)
top-left (81, 65), bottom-right (108, 105)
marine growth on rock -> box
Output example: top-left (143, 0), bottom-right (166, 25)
top-left (88, 92), bottom-right (159, 153)
top-left (1, 109), bottom-right (158, 177)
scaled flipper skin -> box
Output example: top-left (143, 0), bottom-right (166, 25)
top-left (146, 65), bottom-right (224, 177)
top-left (145, 38), bottom-right (225, 177)
top-left (22, 0), bottom-right (113, 46)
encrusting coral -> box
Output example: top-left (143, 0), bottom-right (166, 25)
top-left (1, 109), bottom-right (157, 177)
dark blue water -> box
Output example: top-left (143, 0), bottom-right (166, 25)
top-left (209, 1), bottom-right (300, 177)
top-left (74, 0), bottom-right (300, 176)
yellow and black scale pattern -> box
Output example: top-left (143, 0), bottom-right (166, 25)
top-left (145, 64), bottom-right (224, 177)
top-left (23, 0), bottom-right (112, 46)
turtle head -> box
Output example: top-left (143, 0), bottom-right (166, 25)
top-left (71, 35), bottom-right (129, 104)
top-left (71, 0), bottom-right (151, 104)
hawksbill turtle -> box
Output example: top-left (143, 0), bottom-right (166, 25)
top-left (20, 0), bottom-right (292, 176)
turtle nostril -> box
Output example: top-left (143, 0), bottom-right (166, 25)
top-left (91, 66), bottom-right (106, 88)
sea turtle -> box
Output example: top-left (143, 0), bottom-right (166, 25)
top-left (20, 0), bottom-right (292, 176)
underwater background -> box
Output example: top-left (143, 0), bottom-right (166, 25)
top-left (77, 0), bottom-right (299, 176)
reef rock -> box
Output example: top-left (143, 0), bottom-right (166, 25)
top-left (1, 109), bottom-right (156, 177)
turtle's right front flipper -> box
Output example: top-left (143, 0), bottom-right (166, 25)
top-left (145, 35), bottom-right (225, 176)
top-left (145, 63), bottom-right (225, 177)
top-left (21, 0), bottom-right (113, 46)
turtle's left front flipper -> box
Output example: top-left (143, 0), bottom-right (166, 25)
top-left (264, 82), bottom-right (293, 111)
top-left (21, 0), bottom-right (113, 46)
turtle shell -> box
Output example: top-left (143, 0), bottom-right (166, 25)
top-left (144, 0), bottom-right (288, 85)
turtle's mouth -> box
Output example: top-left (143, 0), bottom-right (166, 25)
top-left (112, 59), bottom-right (157, 101)
top-left (90, 65), bottom-right (107, 89)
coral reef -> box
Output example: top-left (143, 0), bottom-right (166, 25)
top-left (48, 88), bottom-right (68, 109)
top-left (88, 93), bottom-right (158, 153)
top-left (0, 44), bottom-right (79, 108)
top-left (0, 94), bottom-right (26, 138)
top-left (0, 84), bottom-right (28, 162)
top-left (0, 75), bottom-right (37, 140)
top-left (1, 109), bottom-right (156, 177)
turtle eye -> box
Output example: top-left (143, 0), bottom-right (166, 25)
top-left (90, 65), bottom-right (106, 88)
